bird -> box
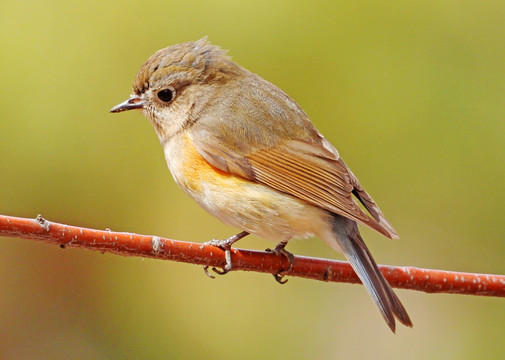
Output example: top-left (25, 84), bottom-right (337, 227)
top-left (110, 38), bottom-right (412, 332)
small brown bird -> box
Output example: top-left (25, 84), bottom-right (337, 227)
top-left (111, 38), bottom-right (412, 332)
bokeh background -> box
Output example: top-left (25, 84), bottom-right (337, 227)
top-left (1, 1), bottom-right (505, 359)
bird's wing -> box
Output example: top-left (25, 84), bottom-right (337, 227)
top-left (189, 77), bottom-right (397, 238)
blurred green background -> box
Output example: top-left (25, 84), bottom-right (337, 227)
top-left (1, 1), bottom-right (505, 359)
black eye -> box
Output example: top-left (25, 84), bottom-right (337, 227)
top-left (157, 87), bottom-right (175, 103)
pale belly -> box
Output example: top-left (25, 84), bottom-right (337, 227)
top-left (163, 133), bottom-right (334, 242)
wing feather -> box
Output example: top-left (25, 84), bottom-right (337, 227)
top-left (247, 142), bottom-right (395, 237)
top-left (188, 74), bottom-right (397, 238)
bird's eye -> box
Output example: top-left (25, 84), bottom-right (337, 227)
top-left (157, 87), bottom-right (175, 103)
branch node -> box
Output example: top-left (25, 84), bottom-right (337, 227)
top-left (36, 214), bottom-right (50, 231)
top-left (323, 267), bottom-right (332, 281)
top-left (152, 236), bottom-right (163, 253)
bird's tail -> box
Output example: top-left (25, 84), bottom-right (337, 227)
top-left (331, 215), bottom-right (412, 332)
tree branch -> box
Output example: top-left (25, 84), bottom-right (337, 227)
top-left (1, 214), bottom-right (504, 297)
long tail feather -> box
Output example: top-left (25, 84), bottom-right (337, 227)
top-left (332, 215), bottom-right (412, 332)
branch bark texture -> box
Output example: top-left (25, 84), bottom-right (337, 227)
top-left (1, 214), bottom-right (504, 297)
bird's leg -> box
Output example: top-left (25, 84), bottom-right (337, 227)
top-left (266, 239), bottom-right (295, 284)
top-left (203, 231), bottom-right (249, 277)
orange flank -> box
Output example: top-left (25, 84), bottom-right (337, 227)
top-left (177, 133), bottom-right (240, 194)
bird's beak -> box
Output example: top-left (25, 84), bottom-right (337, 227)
top-left (110, 96), bottom-right (144, 113)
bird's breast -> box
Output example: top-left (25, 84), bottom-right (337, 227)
top-left (163, 132), bottom-right (234, 194)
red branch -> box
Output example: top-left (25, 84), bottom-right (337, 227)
top-left (1, 214), bottom-right (504, 297)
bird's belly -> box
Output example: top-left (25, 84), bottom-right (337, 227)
top-left (163, 133), bottom-right (331, 241)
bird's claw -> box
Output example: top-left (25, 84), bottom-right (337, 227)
top-left (203, 265), bottom-right (230, 279)
top-left (203, 265), bottom-right (215, 279)
top-left (273, 273), bottom-right (289, 284)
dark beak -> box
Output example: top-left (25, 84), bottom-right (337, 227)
top-left (110, 96), bottom-right (144, 113)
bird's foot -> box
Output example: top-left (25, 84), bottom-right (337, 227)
top-left (203, 231), bottom-right (249, 278)
top-left (266, 240), bottom-right (295, 284)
